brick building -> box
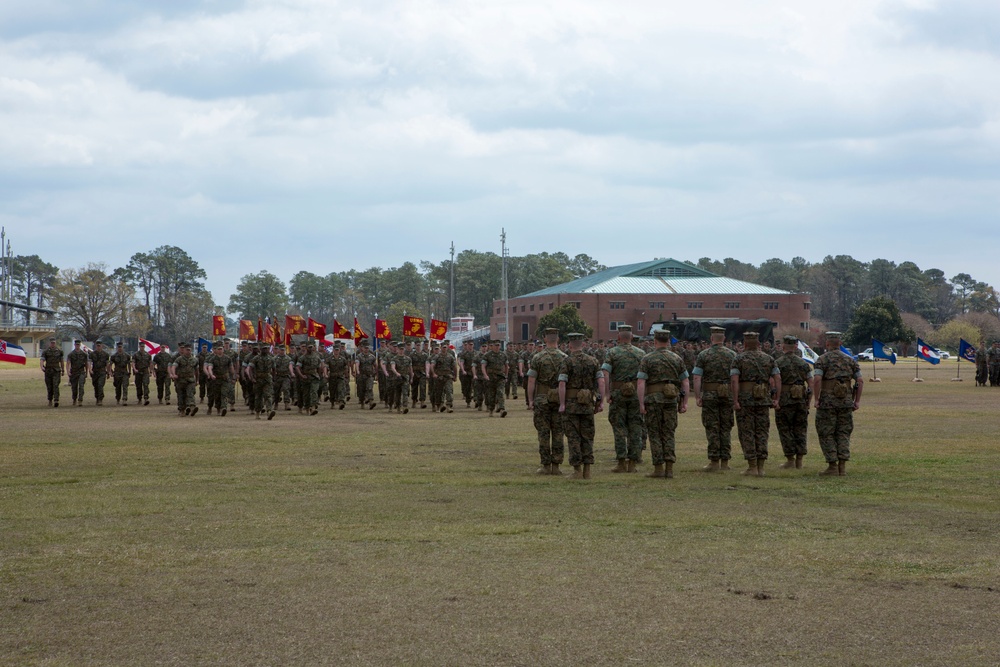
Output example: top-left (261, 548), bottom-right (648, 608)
top-left (491, 259), bottom-right (811, 341)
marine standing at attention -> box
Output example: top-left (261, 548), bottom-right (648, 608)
top-left (812, 331), bottom-right (863, 476)
top-left (558, 333), bottom-right (605, 480)
top-left (692, 326), bottom-right (737, 471)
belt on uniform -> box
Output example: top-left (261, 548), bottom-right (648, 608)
top-left (738, 381), bottom-right (766, 390)
top-left (821, 379), bottom-right (847, 388)
top-left (701, 382), bottom-right (727, 391)
top-left (610, 381), bottom-right (634, 390)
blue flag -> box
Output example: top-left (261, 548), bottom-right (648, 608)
top-left (840, 345), bottom-right (856, 359)
top-left (915, 338), bottom-right (941, 365)
top-left (959, 339), bottom-right (976, 363)
top-left (797, 340), bottom-right (819, 365)
top-left (872, 339), bottom-right (897, 365)
top-left (670, 336), bottom-right (679, 345)
top-left (197, 337), bottom-right (213, 352)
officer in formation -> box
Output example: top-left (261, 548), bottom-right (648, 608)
top-left (196, 343), bottom-right (210, 404)
top-left (480, 339), bottom-right (508, 417)
top-left (67, 340), bottom-right (89, 406)
top-left (88, 341), bottom-right (110, 406)
top-left (326, 342), bottom-right (351, 409)
top-left (295, 342), bottom-right (324, 415)
top-left (601, 324), bottom-right (644, 473)
top-left (40, 337), bottom-right (64, 407)
top-left (203, 343), bottom-right (234, 416)
top-left (505, 342), bottom-right (520, 400)
top-left (169, 342), bottom-right (200, 416)
top-left (389, 342), bottom-right (413, 413)
top-left (813, 331), bottom-right (863, 476)
top-left (153, 345), bottom-right (173, 405)
top-left (774, 335), bottom-right (812, 469)
top-left (558, 333), bottom-right (605, 480)
top-left (692, 326), bottom-right (737, 471)
top-left (245, 343), bottom-right (277, 420)
top-left (526, 328), bottom-right (567, 475)
top-left (988, 341), bottom-right (1000, 387)
top-left (273, 345), bottom-right (294, 409)
top-left (132, 344), bottom-right (153, 406)
top-left (410, 340), bottom-right (429, 409)
top-left (637, 329), bottom-right (688, 479)
top-left (430, 340), bottom-right (458, 412)
top-left (355, 339), bottom-right (378, 409)
top-left (458, 339), bottom-right (477, 408)
top-left (110, 341), bottom-right (132, 405)
top-left (730, 331), bottom-right (780, 477)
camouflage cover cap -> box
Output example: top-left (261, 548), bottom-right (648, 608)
top-left (74, 339), bottom-right (81, 344)
top-left (617, 325), bottom-right (632, 332)
top-left (783, 334), bottom-right (799, 344)
top-left (116, 341), bottom-right (123, 347)
top-left (743, 331), bottom-right (759, 339)
top-left (653, 330), bottom-right (671, 342)
top-left (710, 326), bottom-right (726, 334)
top-left (825, 331), bottom-right (842, 339)
top-left (567, 333), bottom-right (585, 341)
top-left (543, 327), bottom-right (559, 336)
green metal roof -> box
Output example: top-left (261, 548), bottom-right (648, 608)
top-left (520, 259), bottom-right (719, 297)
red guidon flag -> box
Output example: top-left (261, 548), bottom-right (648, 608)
top-left (430, 319), bottom-right (448, 341)
top-left (271, 316), bottom-right (281, 346)
top-left (353, 318), bottom-right (369, 345)
top-left (261, 320), bottom-right (276, 345)
top-left (308, 318), bottom-right (327, 340)
top-left (332, 319), bottom-right (351, 340)
top-left (212, 315), bottom-right (226, 337)
top-left (239, 319), bottom-right (256, 341)
top-left (403, 315), bottom-right (426, 338)
top-left (375, 319), bottom-right (391, 340)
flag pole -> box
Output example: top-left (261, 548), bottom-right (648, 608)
top-left (953, 349), bottom-right (962, 382)
top-left (870, 339), bottom-right (880, 382)
top-left (913, 355), bottom-right (922, 383)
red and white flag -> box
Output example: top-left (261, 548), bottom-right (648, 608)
top-left (139, 338), bottom-right (163, 355)
top-left (0, 340), bottom-right (28, 365)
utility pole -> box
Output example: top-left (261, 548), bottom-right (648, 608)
top-left (449, 241), bottom-right (455, 327)
top-left (501, 228), bottom-right (509, 347)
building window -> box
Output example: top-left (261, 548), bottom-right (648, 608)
top-left (648, 301), bottom-right (665, 309)
top-left (530, 304), bottom-right (534, 311)
top-left (521, 322), bottom-right (529, 340)
top-left (763, 302), bottom-right (779, 310)
top-left (520, 305), bottom-right (526, 313)
top-left (687, 302), bottom-right (703, 309)
top-left (800, 322), bottom-right (810, 331)
top-left (637, 321), bottom-right (643, 332)
top-left (804, 302), bottom-right (811, 310)
top-left (538, 303), bottom-right (543, 311)
top-left (650, 266), bottom-right (701, 278)
top-left (497, 323), bottom-right (507, 333)
top-left (725, 302), bottom-right (740, 309)
top-left (568, 301), bottom-right (581, 309)
top-left (549, 302), bottom-right (554, 310)
top-left (609, 301), bottom-right (625, 310)
top-left (496, 308), bottom-right (501, 315)
top-left (609, 321), bottom-right (626, 331)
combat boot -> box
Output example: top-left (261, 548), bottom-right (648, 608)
top-left (819, 462), bottom-right (838, 476)
top-left (742, 459), bottom-right (757, 476)
top-left (779, 456), bottom-right (795, 469)
top-left (795, 454), bottom-right (804, 469)
top-left (665, 462), bottom-right (674, 479)
top-left (702, 459), bottom-right (720, 472)
top-left (189, 406), bottom-right (198, 416)
top-left (500, 409), bottom-right (507, 418)
top-left (536, 464), bottom-right (551, 475)
top-left (838, 460), bottom-right (847, 476)
top-left (550, 464), bottom-right (563, 476)
top-left (756, 460), bottom-right (765, 477)
top-left (646, 464), bottom-right (665, 478)
top-left (626, 460), bottom-right (637, 473)
top-left (267, 409), bottom-right (276, 420)
top-left (612, 459), bottom-right (627, 473)
top-left (720, 460), bottom-right (731, 470)
top-left (158, 398), bottom-right (163, 405)
top-left (569, 465), bottom-right (584, 480)
top-left (582, 464), bottom-right (592, 480)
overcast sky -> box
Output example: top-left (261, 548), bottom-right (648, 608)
top-left (2, 0), bottom-right (998, 304)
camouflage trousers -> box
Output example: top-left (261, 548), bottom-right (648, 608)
top-left (155, 371), bottom-right (171, 401)
top-left (92, 372), bottom-right (107, 402)
top-left (198, 374), bottom-right (208, 400)
top-left (736, 405), bottom-right (770, 461)
top-left (357, 374), bottom-right (375, 405)
top-left (486, 377), bottom-right (505, 412)
top-left (815, 407), bottom-right (854, 463)
top-left (396, 377), bottom-right (410, 410)
top-left (207, 378), bottom-right (227, 412)
top-left (175, 379), bottom-right (196, 413)
top-left (377, 373), bottom-right (387, 404)
top-left (473, 377), bottom-right (486, 408)
top-left (700, 396), bottom-right (734, 460)
top-left (775, 403), bottom-right (809, 457)
top-left (240, 378), bottom-right (253, 406)
top-left (133, 371), bottom-right (150, 401)
top-left (459, 373), bottom-right (473, 404)
top-left (437, 377), bottom-right (454, 408)
top-left (301, 376), bottom-right (320, 409)
top-left (113, 374), bottom-right (130, 403)
top-left (273, 376), bottom-right (292, 406)
top-left (70, 372), bottom-right (86, 402)
top-left (226, 379), bottom-right (236, 407)
top-left (44, 370), bottom-right (61, 403)
top-left (644, 401), bottom-right (679, 465)
top-left (411, 374), bottom-right (426, 405)
top-left (385, 376), bottom-right (400, 408)
top-left (607, 393), bottom-right (643, 461)
top-left (562, 412), bottom-right (596, 466)
top-left (328, 376), bottom-right (348, 406)
top-left (532, 400), bottom-right (564, 465)
top-left (505, 373), bottom-right (518, 398)
top-left (253, 380), bottom-right (274, 414)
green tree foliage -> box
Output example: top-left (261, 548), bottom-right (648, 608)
top-left (383, 301), bottom-right (420, 343)
top-left (927, 320), bottom-right (981, 353)
top-left (228, 271), bottom-right (288, 320)
top-left (51, 263), bottom-right (142, 340)
top-left (10, 254), bottom-right (59, 322)
top-left (534, 304), bottom-right (593, 341)
top-left (117, 246), bottom-right (211, 344)
top-left (844, 296), bottom-right (915, 347)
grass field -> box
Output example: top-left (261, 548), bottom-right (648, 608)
top-left (2, 360), bottom-right (999, 666)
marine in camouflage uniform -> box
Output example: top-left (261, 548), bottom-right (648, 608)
top-left (326, 344), bottom-right (350, 409)
top-left (224, 342), bottom-right (239, 410)
top-left (40, 338), bottom-right (64, 407)
top-left (813, 331), bottom-right (863, 476)
top-left (109, 342), bottom-right (132, 405)
top-left (527, 328), bottom-right (567, 474)
top-left (431, 342), bottom-right (457, 412)
top-left (196, 344), bottom-right (210, 403)
top-left (273, 347), bottom-right (294, 410)
top-left (730, 331), bottom-right (780, 477)
top-left (410, 342), bottom-right (429, 408)
top-left (67, 341), bottom-right (89, 406)
top-left (296, 342), bottom-right (323, 415)
top-left (153, 346), bottom-right (173, 404)
top-left (355, 340), bottom-right (378, 408)
top-left (519, 342), bottom-right (535, 406)
top-left (472, 345), bottom-right (486, 410)
top-left (481, 340), bottom-right (508, 417)
top-left (637, 330), bottom-right (689, 478)
top-left (458, 341), bottom-right (477, 407)
top-left (601, 325), bottom-right (645, 472)
top-left (248, 345), bottom-right (276, 419)
top-left (427, 344), bottom-right (442, 409)
top-left (132, 346), bottom-right (153, 405)
top-left (975, 341), bottom-right (988, 386)
top-left (170, 343), bottom-right (200, 416)
top-left (88, 342), bottom-right (111, 406)
top-left (558, 333), bottom-right (605, 480)
top-left (505, 344), bottom-right (520, 399)
top-left (692, 327), bottom-right (737, 471)
top-left (988, 342), bottom-right (1000, 387)
top-left (204, 346), bottom-right (233, 415)
top-left (390, 345), bottom-right (413, 413)
top-left (774, 335), bottom-right (813, 469)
